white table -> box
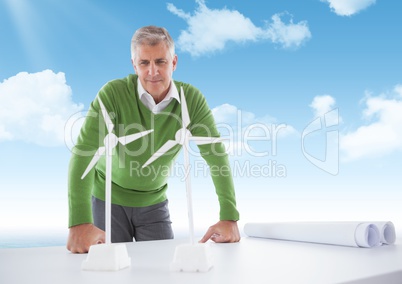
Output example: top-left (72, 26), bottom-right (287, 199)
top-left (1, 238), bottom-right (402, 284)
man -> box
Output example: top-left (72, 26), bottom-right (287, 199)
top-left (67, 26), bottom-right (240, 253)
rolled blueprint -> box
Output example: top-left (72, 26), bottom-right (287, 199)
top-left (374, 221), bottom-right (396, 245)
top-left (244, 222), bottom-right (381, 248)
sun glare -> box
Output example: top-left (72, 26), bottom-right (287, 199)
top-left (4, 0), bottom-right (49, 68)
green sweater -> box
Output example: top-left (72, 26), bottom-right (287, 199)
top-left (68, 74), bottom-right (239, 227)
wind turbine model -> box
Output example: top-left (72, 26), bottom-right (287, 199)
top-left (142, 86), bottom-right (222, 272)
top-left (81, 97), bottom-right (153, 271)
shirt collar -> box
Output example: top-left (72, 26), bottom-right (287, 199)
top-left (137, 78), bottom-right (180, 104)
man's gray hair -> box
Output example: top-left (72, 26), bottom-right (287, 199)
top-left (131, 26), bottom-right (175, 60)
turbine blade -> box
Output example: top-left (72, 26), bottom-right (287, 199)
top-left (189, 136), bottom-right (224, 145)
top-left (118, 129), bottom-right (154, 145)
top-left (97, 97), bottom-right (114, 133)
top-left (81, 146), bottom-right (106, 179)
top-left (142, 140), bottom-right (178, 168)
top-left (180, 86), bottom-right (190, 129)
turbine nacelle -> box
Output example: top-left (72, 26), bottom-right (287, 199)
top-left (175, 128), bottom-right (191, 145)
top-left (104, 133), bottom-right (118, 149)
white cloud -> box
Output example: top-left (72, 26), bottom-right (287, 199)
top-left (212, 103), bottom-right (256, 126)
top-left (211, 104), bottom-right (297, 157)
top-left (394, 84), bottom-right (402, 97)
top-left (167, 1), bottom-right (311, 57)
top-left (0, 70), bottom-right (84, 146)
top-left (310, 95), bottom-right (336, 117)
top-left (212, 103), bottom-right (297, 135)
top-left (322, 0), bottom-right (376, 16)
top-left (309, 95), bottom-right (341, 127)
top-left (262, 13), bottom-right (312, 49)
top-left (340, 86), bottom-right (402, 161)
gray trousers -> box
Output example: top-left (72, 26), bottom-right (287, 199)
top-left (92, 196), bottom-right (174, 243)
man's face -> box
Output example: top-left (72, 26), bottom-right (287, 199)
top-left (132, 42), bottom-right (178, 102)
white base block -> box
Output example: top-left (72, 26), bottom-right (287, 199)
top-left (82, 243), bottom-right (131, 271)
top-left (170, 243), bottom-right (213, 272)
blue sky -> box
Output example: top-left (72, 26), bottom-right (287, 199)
top-left (1, 0), bottom-right (402, 245)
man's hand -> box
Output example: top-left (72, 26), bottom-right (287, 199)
top-left (199, 220), bottom-right (241, 243)
top-left (66, 223), bottom-right (105, 253)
